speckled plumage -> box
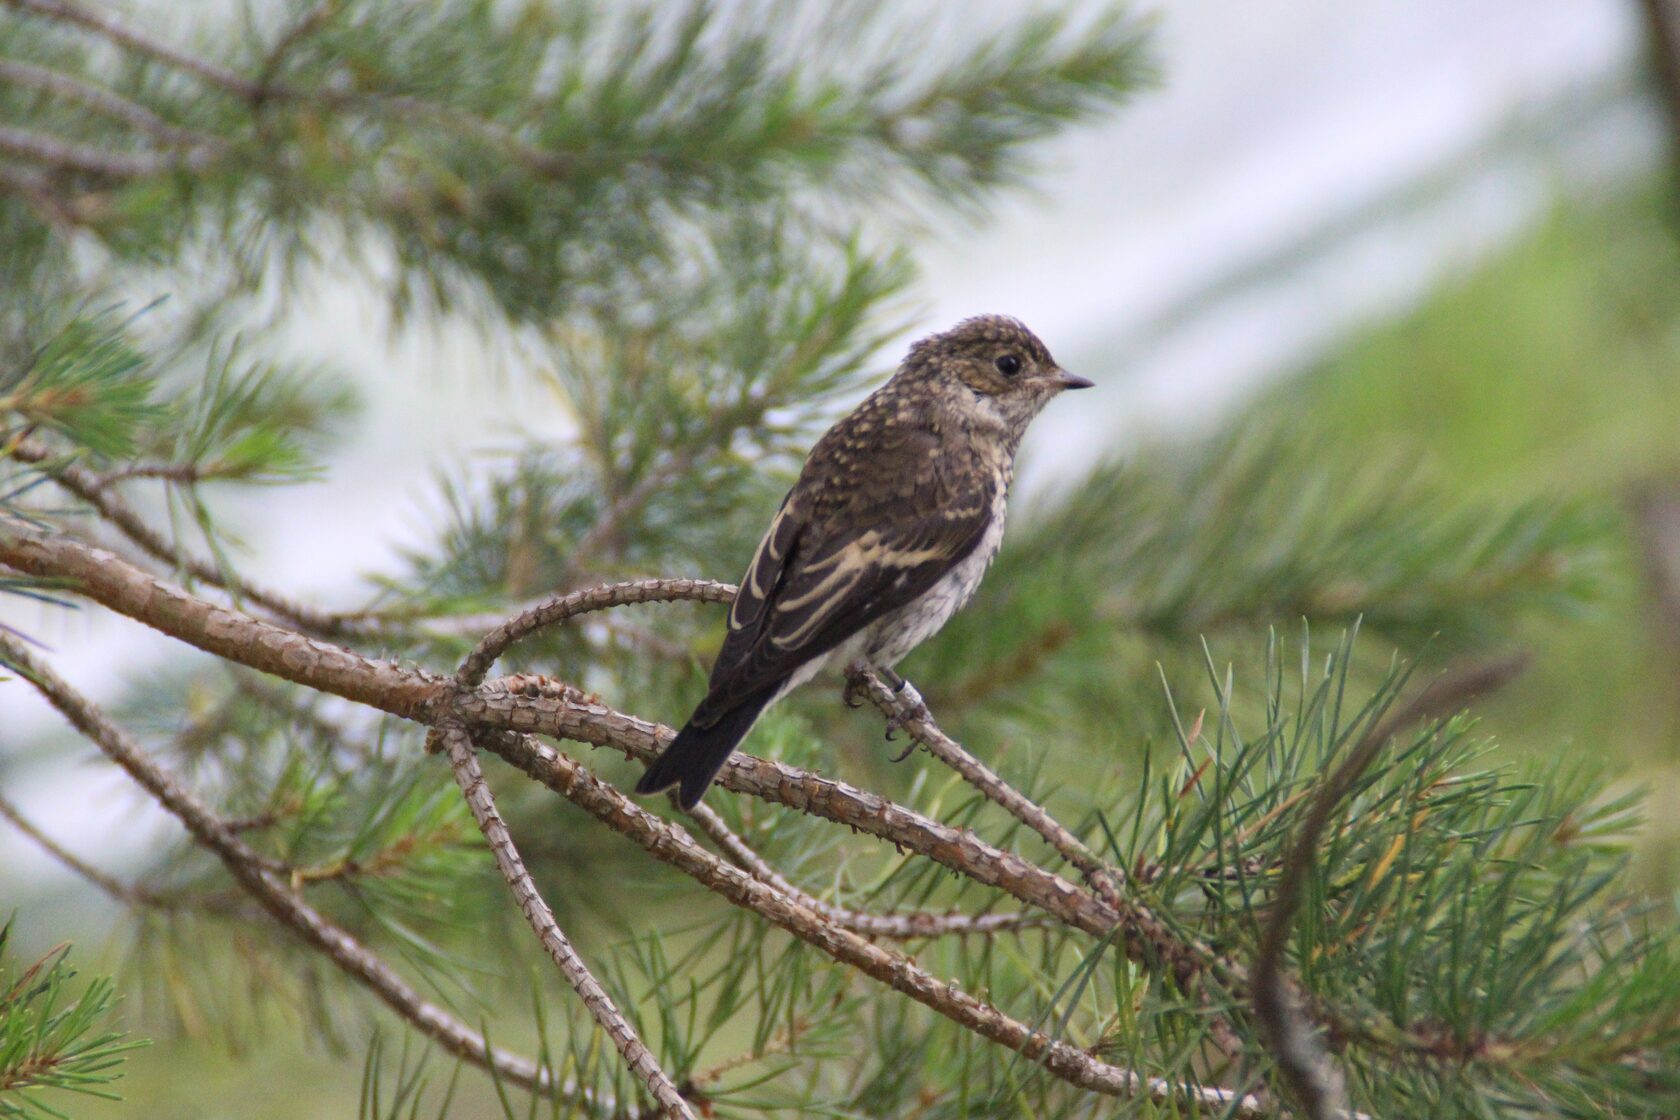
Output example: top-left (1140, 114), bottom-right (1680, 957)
top-left (636, 315), bottom-right (1091, 808)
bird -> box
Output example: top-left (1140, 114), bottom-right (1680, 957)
top-left (635, 315), bottom-right (1093, 809)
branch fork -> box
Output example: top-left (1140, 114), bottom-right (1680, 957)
top-left (0, 519), bottom-right (1274, 1115)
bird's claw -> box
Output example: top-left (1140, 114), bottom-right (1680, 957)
top-left (841, 664), bottom-right (927, 761)
top-left (886, 721), bottom-right (918, 762)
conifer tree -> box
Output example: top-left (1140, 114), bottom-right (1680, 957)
top-left (1, 3), bottom-right (1675, 1117)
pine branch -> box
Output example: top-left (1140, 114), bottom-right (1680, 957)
top-left (0, 122), bottom-right (212, 180)
top-left (0, 59), bottom-right (221, 150)
top-left (436, 724), bottom-right (691, 1118)
top-left (682, 801), bottom-right (1053, 941)
top-left (0, 523), bottom-right (1261, 1113)
top-left (4, 0), bottom-right (577, 170)
top-left (485, 727), bottom-right (1265, 1115)
top-left (3, 0), bottom-right (267, 101)
top-left (8, 496), bottom-right (1669, 1110)
top-left (0, 521), bottom-right (1263, 1014)
top-left (7, 436), bottom-right (355, 638)
top-left (3, 0), bottom-right (1151, 327)
top-left (2, 516), bottom-right (1267, 1097)
top-left (0, 927), bottom-right (141, 1110)
top-left (0, 789), bottom-right (143, 906)
top-left (0, 630), bottom-right (579, 1105)
top-left (845, 663), bottom-right (1129, 912)
top-left (1254, 650), bottom-right (1536, 1118)
top-left (0, 525), bottom-right (1132, 941)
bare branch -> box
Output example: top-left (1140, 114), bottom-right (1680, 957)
top-left (0, 123), bottom-right (207, 179)
top-left (0, 519), bottom-right (443, 715)
top-left (0, 523), bottom-right (1231, 985)
top-left (0, 788), bottom-right (260, 917)
top-left (453, 580), bottom-right (1221, 963)
top-left (0, 788), bottom-right (143, 904)
top-left (846, 663), bottom-right (1129, 909)
top-left (0, 630), bottom-right (575, 1103)
top-left (8, 437), bottom-right (371, 639)
top-left (683, 800), bottom-right (1053, 940)
top-left (438, 725), bottom-right (692, 1117)
top-left (456, 577), bottom-right (736, 688)
top-left (476, 670), bottom-right (1151, 942)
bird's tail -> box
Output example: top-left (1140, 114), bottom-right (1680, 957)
top-left (635, 691), bottom-right (774, 810)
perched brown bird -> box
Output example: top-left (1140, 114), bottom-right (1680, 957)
top-left (636, 315), bottom-right (1092, 808)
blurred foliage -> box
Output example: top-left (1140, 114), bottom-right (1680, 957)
top-left (1257, 186), bottom-right (1680, 887)
top-left (3, 0), bottom-right (1680, 1116)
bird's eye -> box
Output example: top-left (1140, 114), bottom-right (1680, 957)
top-left (994, 354), bottom-right (1022, 376)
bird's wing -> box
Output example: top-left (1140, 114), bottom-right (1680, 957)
top-left (695, 456), bottom-right (995, 723)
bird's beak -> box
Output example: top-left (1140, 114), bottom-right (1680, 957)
top-left (1050, 368), bottom-right (1094, 391)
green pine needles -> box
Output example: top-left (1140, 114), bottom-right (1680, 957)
top-left (0, 924), bottom-right (144, 1119)
top-left (0, 1), bottom-right (1674, 1117)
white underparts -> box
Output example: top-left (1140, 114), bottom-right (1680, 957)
top-left (769, 484), bottom-right (1008, 706)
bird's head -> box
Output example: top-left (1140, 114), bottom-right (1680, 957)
top-left (904, 315), bottom-right (1092, 438)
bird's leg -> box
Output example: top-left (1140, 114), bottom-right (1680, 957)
top-left (843, 662), bottom-right (930, 760)
top-left (882, 675), bottom-right (932, 762)
top-left (842, 663), bottom-right (871, 709)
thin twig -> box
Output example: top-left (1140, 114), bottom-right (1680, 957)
top-left (555, 454), bottom-right (700, 589)
top-left (4, 0), bottom-right (572, 176)
top-left (5, 0), bottom-right (267, 100)
top-left (0, 59), bottom-right (225, 150)
top-left (0, 788), bottom-right (263, 918)
top-left (0, 123), bottom-right (209, 178)
top-left (846, 663), bottom-right (1129, 911)
top-left (0, 789), bottom-right (145, 904)
top-left (0, 632), bottom-right (586, 1104)
top-left (436, 724), bottom-right (693, 1119)
top-left (683, 800), bottom-right (1053, 940)
top-left (1252, 651), bottom-right (1531, 1119)
top-left (688, 1016), bottom-right (813, 1088)
top-left (8, 436), bottom-right (364, 638)
top-left (456, 577), bottom-right (736, 689)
